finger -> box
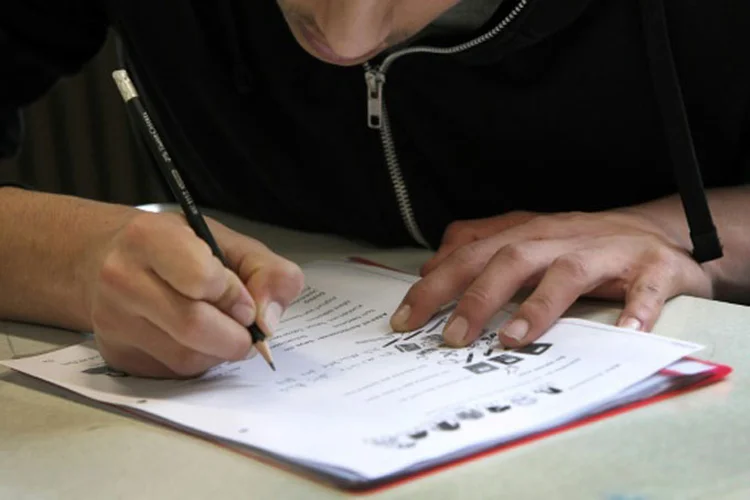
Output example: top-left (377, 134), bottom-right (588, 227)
top-left (116, 213), bottom-right (256, 327)
top-left (142, 271), bottom-right (254, 360)
top-left (500, 247), bottom-right (628, 347)
top-left (616, 264), bottom-right (677, 332)
top-left (421, 224), bottom-right (479, 277)
top-left (442, 240), bottom-right (571, 347)
top-left (421, 211), bottom-right (538, 276)
top-left (214, 267), bottom-right (257, 327)
top-left (97, 256), bottom-right (253, 360)
top-left (96, 337), bottom-right (180, 379)
top-left (232, 244), bottom-right (305, 337)
top-left (391, 239), bottom-right (499, 332)
top-left (95, 318), bottom-right (226, 378)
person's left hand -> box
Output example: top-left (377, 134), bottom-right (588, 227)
top-left (390, 210), bottom-right (714, 348)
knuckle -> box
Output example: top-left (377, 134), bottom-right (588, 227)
top-left (521, 293), bottom-right (556, 320)
top-left (552, 254), bottom-right (590, 283)
top-left (404, 278), bottom-right (432, 303)
top-left (98, 253), bottom-right (130, 291)
top-left (443, 220), bottom-right (471, 241)
top-left (551, 211), bottom-right (587, 224)
top-left (450, 242), bottom-right (485, 268)
top-left (120, 213), bottom-right (158, 246)
top-left (178, 303), bottom-right (211, 344)
top-left (529, 211), bottom-right (587, 236)
top-left (216, 273), bottom-right (245, 309)
top-left (563, 211), bottom-right (588, 223)
top-left (183, 254), bottom-right (223, 299)
top-left (631, 280), bottom-right (664, 300)
top-left (522, 215), bottom-right (558, 238)
top-left (650, 247), bottom-right (681, 278)
top-left (496, 242), bottom-right (533, 267)
top-left (461, 286), bottom-right (496, 311)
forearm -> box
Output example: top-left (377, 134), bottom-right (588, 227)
top-left (0, 187), bottom-right (137, 330)
top-left (622, 185), bottom-right (750, 304)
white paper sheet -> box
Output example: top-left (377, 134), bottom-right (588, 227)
top-left (2, 261), bottom-right (703, 482)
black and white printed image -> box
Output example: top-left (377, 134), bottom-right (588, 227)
top-left (513, 342), bottom-right (552, 355)
top-left (433, 419), bottom-right (461, 431)
top-left (423, 334), bottom-right (444, 344)
top-left (463, 362), bottom-right (499, 375)
top-left (395, 343), bottom-right (421, 353)
top-left (489, 354), bottom-right (524, 365)
top-left (408, 429), bottom-right (429, 440)
top-left (455, 408), bottom-right (484, 421)
top-left (534, 383), bottom-right (563, 395)
top-left (486, 403), bottom-right (511, 414)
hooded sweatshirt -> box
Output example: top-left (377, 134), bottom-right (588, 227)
top-left (1, 0), bottom-right (748, 254)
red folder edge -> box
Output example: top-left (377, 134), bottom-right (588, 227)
top-left (340, 256), bottom-right (734, 494)
top-left (70, 256), bottom-right (731, 493)
top-left (358, 360), bottom-right (732, 495)
top-left (191, 357), bottom-right (730, 495)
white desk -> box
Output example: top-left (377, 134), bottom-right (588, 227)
top-left (2, 209), bottom-right (749, 499)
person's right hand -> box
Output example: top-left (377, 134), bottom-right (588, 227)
top-left (86, 211), bottom-right (304, 378)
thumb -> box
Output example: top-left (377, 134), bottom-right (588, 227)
top-left (207, 220), bottom-right (306, 337)
top-left (615, 267), bottom-right (673, 332)
top-left (246, 262), bottom-right (305, 336)
top-left (212, 267), bottom-right (257, 328)
top-left (239, 256), bottom-right (305, 337)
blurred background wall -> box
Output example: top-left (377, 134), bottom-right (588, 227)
top-left (0, 32), bottom-right (167, 206)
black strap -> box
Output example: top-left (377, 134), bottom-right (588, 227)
top-left (639, 0), bottom-right (723, 263)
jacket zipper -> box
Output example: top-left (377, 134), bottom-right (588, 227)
top-left (364, 0), bottom-right (529, 248)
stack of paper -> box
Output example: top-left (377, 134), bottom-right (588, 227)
top-left (1, 261), bottom-right (729, 489)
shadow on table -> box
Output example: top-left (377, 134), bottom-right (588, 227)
top-left (1, 321), bottom-right (88, 359)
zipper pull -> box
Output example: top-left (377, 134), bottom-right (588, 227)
top-left (365, 69), bottom-right (385, 129)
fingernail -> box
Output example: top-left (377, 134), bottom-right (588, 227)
top-left (443, 316), bottom-right (469, 345)
top-left (502, 318), bottom-right (529, 342)
top-left (230, 303), bottom-right (255, 327)
top-left (617, 317), bottom-right (642, 331)
top-left (391, 304), bottom-right (411, 330)
top-left (263, 302), bottom-right (284, 333)
top-left (244, 346), bottom-right (257, 360)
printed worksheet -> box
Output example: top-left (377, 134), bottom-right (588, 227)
top-left (2, 261), bottom-right (703, 483)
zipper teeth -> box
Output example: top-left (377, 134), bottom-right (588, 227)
top-left (379, 101), bottom-right (432, 249)
top-left (380, 0), bottom-right (528, 73)
top-left (368, 0), bottom-right (529, 248)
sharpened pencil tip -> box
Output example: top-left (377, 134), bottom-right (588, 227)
top-left (270, 362), bottom-right (276, 371)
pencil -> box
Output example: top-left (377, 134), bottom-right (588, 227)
top-left (111, 69), bottom-right (275, 371)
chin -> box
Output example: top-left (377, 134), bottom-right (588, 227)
top-left (299, 42), bottom-right (374, 66)
top-left (287, 21), bottom-right (387, 67)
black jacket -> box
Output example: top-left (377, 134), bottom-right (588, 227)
top-left (1, 0), bottom-right (748, 255)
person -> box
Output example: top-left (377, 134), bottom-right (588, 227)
top-left (1, 0), bottom-right (748, 378)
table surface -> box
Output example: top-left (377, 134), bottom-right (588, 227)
top-left (2, 207), bottom-right (749, 500)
